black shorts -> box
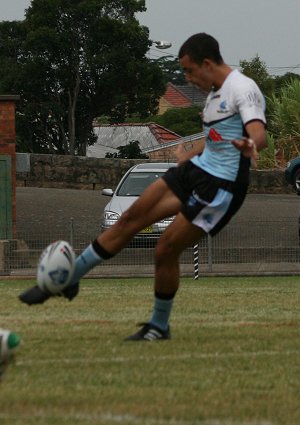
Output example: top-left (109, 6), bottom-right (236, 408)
top-left (163, 161), bottom-right (248, 236)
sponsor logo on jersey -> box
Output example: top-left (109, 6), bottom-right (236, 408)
top-left (208, 128), bottom-right (223, 142)
top-left (217, 100), bottom-right (229, 113)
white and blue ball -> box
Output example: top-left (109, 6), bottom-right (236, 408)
top-left (37, 241), bottom-right (76, 294)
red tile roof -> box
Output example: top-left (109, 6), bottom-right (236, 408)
top-left (163, 82), bottom-right (192, 107)
top-left (148, 123), bottom-right (181, 144)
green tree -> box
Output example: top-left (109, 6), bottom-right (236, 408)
top-left (135, 106), bottom-right (203, 137)
top-left (0, 0), bottom-right (165, 155)
top-left (155, 57), bottom-right (186, 85)
top-left (105, 140), bottom-right (148, 158)
top-left (239, 55), bottom-right (274, 98)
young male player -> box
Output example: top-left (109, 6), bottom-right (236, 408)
top-left (20, 33), bottom-right (267, 341)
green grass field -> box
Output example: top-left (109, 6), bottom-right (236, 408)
top-left (0, 276), bottom-right (300, 425)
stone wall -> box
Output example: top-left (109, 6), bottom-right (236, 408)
top-left (16, 152), bottom-right (292, 193)
top-left (249, 169), bottom-right (291, 193)
top-left (16, 153), bottom-right (147, 190)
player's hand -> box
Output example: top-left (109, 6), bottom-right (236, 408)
top-left (231, 137), bottom-right (258, 167)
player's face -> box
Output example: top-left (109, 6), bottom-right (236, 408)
top-left (180, 55), bottom-right (213, 92)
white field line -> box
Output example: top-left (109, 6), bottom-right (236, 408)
top-left (0, 413), bottom-right (276, 425)
top-left (16, 349), bottom-right (300, 366)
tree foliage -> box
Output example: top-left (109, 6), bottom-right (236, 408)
top-left (239, 55), bottom-right (275, 98)
top-left (125, 106), bottom-right (203, 137)
top-left (273, 72), bottom-right (300, 95)
top-left (256, 79), bottom-right (300, 168)
top-left (105, 140), bottom-right (148, 158)
top-left (137, 106), bottom-right (203, 137)
top-left (0, 0), bottom-right (165, 155)
top-left (155, 57), bottom-right (186, 85)
top-left (237, 57), bottom-right (300, 167)
top-left (268, 79), bottom-right (300, 139)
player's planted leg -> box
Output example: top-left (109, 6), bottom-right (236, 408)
top-left (125, 229), bottom-right (180, 341)
top-left (125, 216), bottom-right (205, 341)
top-left (124, 291), bottom-right (175, 341)
top-left (124, 323), bottom-right (171, 341)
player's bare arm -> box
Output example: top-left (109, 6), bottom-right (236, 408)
top-left (175, 137), bottom-right (205, 165)
top-left (231, 120), bottom-right (266, 165)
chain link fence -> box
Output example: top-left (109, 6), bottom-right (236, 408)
top-left (1, 217), bottom-right (300, 277)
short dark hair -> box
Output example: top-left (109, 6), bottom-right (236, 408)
top-left (179, 33), bottom-right (223, 65)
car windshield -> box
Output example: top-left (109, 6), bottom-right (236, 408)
top-left (117, 172), bottom-right (165, 196)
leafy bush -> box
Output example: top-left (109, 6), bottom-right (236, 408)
top-left (267, 79), bottom-right (300, 164)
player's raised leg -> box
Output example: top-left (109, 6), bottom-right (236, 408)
top-left (19, 178), bottom-right (183, 305)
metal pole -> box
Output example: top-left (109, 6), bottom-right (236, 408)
top-left (208, 234), bottom-right (213, 272)
top-left (193, 242), bottom-right (199, 279)
top-left (70, 217), bottom-right (74, 247)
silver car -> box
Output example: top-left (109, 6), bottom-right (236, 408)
top-left (101, 162), bottom-right (176, 242)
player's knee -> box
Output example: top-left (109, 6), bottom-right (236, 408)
top-left (117, 210), bottom-right (134, 230)
top-left (155, 238), bottom-right (178, 265)
top-left (117, 209), bottom-right (142, 234)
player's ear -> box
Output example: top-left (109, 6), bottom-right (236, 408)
top-left (202, 58), bottom-right (213, 70)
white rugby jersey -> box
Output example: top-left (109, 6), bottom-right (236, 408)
top-left (191, 69), bottom-right (266, 182)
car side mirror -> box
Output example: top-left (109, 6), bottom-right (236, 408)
top-left (102, 188), bottom-right (114, 197)
top-left (102, 189), bottom-right (114, 196)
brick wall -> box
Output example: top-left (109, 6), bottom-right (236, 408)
top-left (148, 140), bottom-right (200, 161)
top-left (0, 95), bottom-right (20, 235)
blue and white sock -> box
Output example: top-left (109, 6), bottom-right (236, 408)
top-left (69, 240), bottom-right (113, 286)
top-left (149, 293), bottom-right (176, 331)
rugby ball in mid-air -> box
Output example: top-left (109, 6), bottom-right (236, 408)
top-left (37, 241), bottom-right (76, 294)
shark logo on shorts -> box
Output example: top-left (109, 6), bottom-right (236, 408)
top-left (187, 191), bottom-right (209, 207)
top-left (203, 214), bottom-right (213, 224)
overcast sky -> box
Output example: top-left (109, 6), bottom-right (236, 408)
top-left (1, 0), bottom-right (299, 76)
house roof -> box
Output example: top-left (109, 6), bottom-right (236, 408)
top-left (141, 131), bottom-right (205, 153)
top-left (162, 82), bottom-right (207, 108)
top-left (162, 83), bottom-right (192, 108)
top-left (176, 84), bottom-right (208, 106)
top-left (87, 123), bottom-right (181, 158)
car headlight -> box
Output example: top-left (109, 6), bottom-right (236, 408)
top-left (103, 211), bottom-right (120, 220)
top-left (160, 216), bottom-right (175, 224)
top-left (102, 211), bottom-right (120, 227)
